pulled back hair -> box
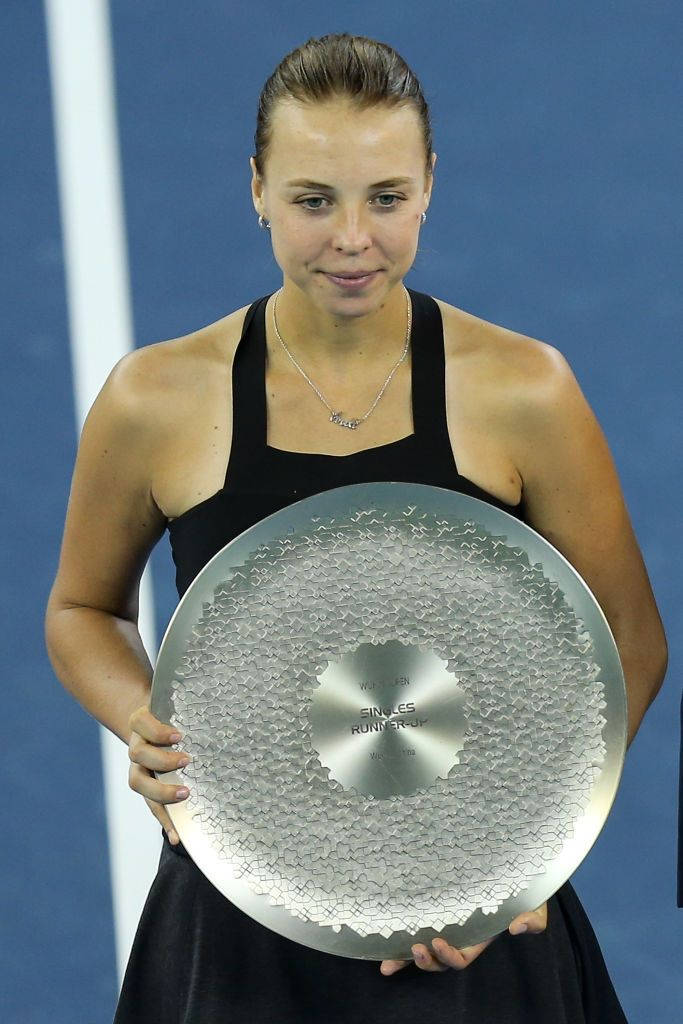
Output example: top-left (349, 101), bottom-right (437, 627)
top-left (253, 33), bottom-right (434, 182)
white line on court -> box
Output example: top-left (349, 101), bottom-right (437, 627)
top-left (44, 0), bottom-right (162, 987)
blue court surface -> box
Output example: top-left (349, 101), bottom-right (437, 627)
top-left (2, 2), bottom-right (681, 1021)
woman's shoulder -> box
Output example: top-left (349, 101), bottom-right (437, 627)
top-left (433, 294), bottom-right (567, 369)
top-left (112, 303), bottom-right (253, 388)
top-left (99, 303), bottom-right (256, 426)
top-left (432, 294), bottom-right (577, 417)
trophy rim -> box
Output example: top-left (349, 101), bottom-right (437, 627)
top-left (151, 481), bottom-right (627, 960)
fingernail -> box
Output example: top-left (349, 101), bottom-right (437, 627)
top-left (511, 923), bottom-right (527, 934)
top-left (176, 787), bottom-right (189, 798)
top-left (169, 732), bottom-right (182, 743)
top-left (177, 755), bottom-right (191, 767)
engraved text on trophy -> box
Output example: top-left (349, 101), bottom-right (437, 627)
top-left (310, 639), bottom-right (466, 798)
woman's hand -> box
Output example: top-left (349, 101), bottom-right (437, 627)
top-left (380, 903), bottom-right (548, 975)
top-left (128, 705), bottom-right (191, 845)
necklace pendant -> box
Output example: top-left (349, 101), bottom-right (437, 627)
top-left (330, 411), bottom-right (360, 430)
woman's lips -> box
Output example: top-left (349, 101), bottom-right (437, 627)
top-left (324, 271), bottom-right (379, 290)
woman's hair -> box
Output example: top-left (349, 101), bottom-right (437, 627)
top-left (253, 33), bottom-right (433, 182)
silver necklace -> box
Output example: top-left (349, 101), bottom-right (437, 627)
top-left (271, 285), bottom-right (412, 430)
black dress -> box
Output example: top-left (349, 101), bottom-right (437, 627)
top-left (114, 288), bottom-right (628, 1023)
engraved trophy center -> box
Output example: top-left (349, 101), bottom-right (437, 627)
top-left (310, 640), bottom-right (466, 798)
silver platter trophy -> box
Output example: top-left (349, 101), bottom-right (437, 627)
top-left (151, 482), bottom-right (626, 961)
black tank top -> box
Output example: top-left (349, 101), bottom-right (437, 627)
top-left (167, 287), bottom-right (523, 595)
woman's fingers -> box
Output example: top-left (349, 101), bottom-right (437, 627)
top-left (130, 764), bottom-right (187, 845)
top-left (129, 761), bottom-right (189, 806)
top-left (129, 705), bottom-right (181, 746)
top-left (409, 944), bottom-right (449, 972)
top-left (143, 796), bottom-right (180, 845)
top-left (381, 910), bottom-right (548, 977)
top-left (129, 730), bottom-right (191, 773)
top-left (380, 959), bottom-right (411, 975)
top-left (417, 936), bottom-right (494, 971)
top-left (380, 934), bottom-right (495, 975)
top-left (127, 705), bottom-right (189, 844)
top-left (128, 706), bottom-right (191, 775)
top-left (413, 903), bottom-right (548, 976)
top-left (508, 902), bottom-right (548, 936)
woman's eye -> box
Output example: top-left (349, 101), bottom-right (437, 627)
top-left (298, 194), bottom-right (403, 212)
top-left (376, 194), bottom-right (401, 208)
top-left (299, 197), bottom-right (327, 210)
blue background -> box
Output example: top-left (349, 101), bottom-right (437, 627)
top-left (2, 2), bottom-right (680, 1021)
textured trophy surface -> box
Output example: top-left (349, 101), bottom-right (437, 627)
top-left (151, 482), bottom-right (626, 960)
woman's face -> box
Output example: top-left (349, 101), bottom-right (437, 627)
top-left (251, 97), bottom-right (435, 317)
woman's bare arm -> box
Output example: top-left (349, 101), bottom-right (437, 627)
top-left (508, 343), bottom-right (668, 747)
top-left (45, 347), bottom-right (169, 739)
top-left (44, 344), bottom-right (194, 844)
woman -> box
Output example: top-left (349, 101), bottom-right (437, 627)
top-left (45, 32), bottom-right (667, 1023)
